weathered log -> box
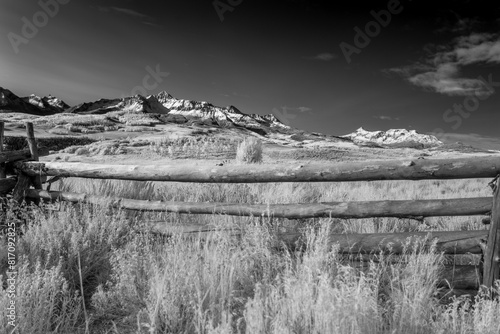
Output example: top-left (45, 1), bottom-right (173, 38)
top-left (144, 223), bottom-right (488, 255)
top-left (440, 265), bottom-right (481, 290)
top-left (25, 189), bottom-right (492, 219)
top-left (322, 230), bottom-right (487, 255)
top-left (483, 178), bottom-right (500, 288)
top-left (0, 147), bottom-right (49, 164)
top-left (0, 121), bottom-right (5, 179)
top-left (15, 156), bottom-right (500, 183)
top-left (351, 262), bottom-right (480, 290)
top-left (25, 122), bottom-right (38, 161)
top-left (0, 177), bottom-right (17, 194)
top-left (12, 174), bottom-right (32, 203)
top-left (25, 122), bottom-right (42, 194)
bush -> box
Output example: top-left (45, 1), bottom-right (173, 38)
top-left (236, 137), bottom-right (262, 164)
top-left (74, 147), bottom-right (90, 156)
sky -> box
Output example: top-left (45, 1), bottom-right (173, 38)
top-left (1, 0), bottom-right (500, 145)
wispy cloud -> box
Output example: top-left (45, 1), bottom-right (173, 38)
top-left (282, 106), bottom-right (312, 113)
top-left (95, 6), bottom-right (160, 27)
top-left (309, 53), bottom-right (337, 61)
top-left (387, 31), bottom-right (500, 96)
top-left (435, 15), bottom-right (480, 34)
top-left (110, 7), bottom-right (150, 19)
top-left (373, 115), bottom-right (399, 121)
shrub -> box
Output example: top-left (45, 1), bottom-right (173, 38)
top-left (74, 147), bottom-right (90, 156)
top-left (0, 261), bottom-right (82, 333)
top-left (236, 137), bottom-right (262, 164)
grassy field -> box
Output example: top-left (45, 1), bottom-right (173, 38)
top-left (1, 140), bottom-right (500, 333)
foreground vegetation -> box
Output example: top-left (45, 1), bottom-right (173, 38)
top-left (1, 175), bottom-right (499, 333)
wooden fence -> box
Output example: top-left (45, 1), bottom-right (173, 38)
top-left (2, 122), bottom-right (500, 294)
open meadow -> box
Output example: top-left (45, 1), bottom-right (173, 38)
top-left (1, 134), bottom-right (500, 334)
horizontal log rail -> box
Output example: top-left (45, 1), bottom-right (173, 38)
top-left (26, 189), bottom-right (492, 219)
top-left (147, 224), bottom-right (487, 255)
top-left (0, 147), bottom-right (49, 164)
top-left (314, 230), bottom-right (487, 255)
top-left (352, 262), bottom-right (481, 290)
top-left (15, 156), bottom-right (500, 183)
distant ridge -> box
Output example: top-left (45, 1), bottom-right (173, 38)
top-left (342, 127), bottom-right (443, 148)
top-left (0, 87), bottom-right (67, 116)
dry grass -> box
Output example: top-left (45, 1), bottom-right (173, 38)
top-left (148, 136), bottom-right (239, 159)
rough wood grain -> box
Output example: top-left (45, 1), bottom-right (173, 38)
top-left (0, 177), bottom-right (17, 194)
top-left (25, 122), bottom-right (38, 161)
top-left (12, 174), bottom-right (31, 203)
top-left (0, 147), bottom-right (49, 164)
top-left (25, 122), bottom-right (42, 194)
top-left (16, 156), bottom-right (500, 183)
top-left (352, 262), bottom-right (480, 290)
top-left (25, 189), bottom-right (492, 219)
top-left (321, 230), bottom-right (487, 255)
top-left (0, 121), bottom-right (5, 179)
top-left (483, 180), bottom-right (500, 288)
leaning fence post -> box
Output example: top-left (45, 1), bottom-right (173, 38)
top-left (483, 176), bottom-right (500, 289)
top-left (26, 122), bottom-right (39, 161)
top-left (24, 122), bottom-right (43, 205)
top-left (0, 121), bottom-right (5, 179)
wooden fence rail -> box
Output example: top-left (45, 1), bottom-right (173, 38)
top-left (26, 189), bottom-right (492, 219)
top-left (15, 156), bottom-right (500, 182)
top-left (1, 121), bottom-right (500, 292)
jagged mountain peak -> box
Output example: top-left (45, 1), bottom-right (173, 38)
top-left (154, 91), bottom-right (174, 100)
top-left (1, 88), bottom-right (64, 115)
top-left (23, 94), bottom-right (70, 112)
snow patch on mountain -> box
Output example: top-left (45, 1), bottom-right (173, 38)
top-left (0, 87), bottom-right (60, 115)
top-left (342, 127), bottom-right (442, 147)
top-left (23, 94), bottom-right (70, 113)
top-left (68, 91), bottom-right (291, 131)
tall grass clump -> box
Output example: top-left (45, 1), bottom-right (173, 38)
top-left (140, 221), bottom-right (284, 333)
top-left (244, 223), bottom-right (382, 334)
top-left (0, 201), bottom-right (133, 333)
top-left (434, 285), bottom-right (500, 334)
top-left (236, 137), bottom-right (262, 164)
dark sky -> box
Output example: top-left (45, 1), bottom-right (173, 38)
top-left (1, 0), bottom-right (500, 140)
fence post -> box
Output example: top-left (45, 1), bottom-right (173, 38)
top-left (483, 177), bottom-right (500, 289)
top-left (26, 122), bottom-right (39, 161)
top-left (0, 121), bottom-right (5, 179)
top-left (24, 122), bottom-right (43, 206)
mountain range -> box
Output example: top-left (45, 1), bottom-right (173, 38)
top-left (341, 127), bottom-right (442, 148)
top-left (0, 86), bottom-right (445, 148)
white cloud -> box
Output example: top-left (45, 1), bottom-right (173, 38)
top-left (373, 115), bottom-right (399, 121)
top-left (311, 53), bottom-right (337, 61)
top-left (110, 7), bottom-right (150, 19)
top-left (388, 32), bottom-right (500, 96)
top-left (282, 106), bottom-right (312, 113)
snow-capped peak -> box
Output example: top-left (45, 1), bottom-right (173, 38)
top-left (23, 94), bottom-right (69, 112)
top-left (342, 127), bottom-right (442, 147)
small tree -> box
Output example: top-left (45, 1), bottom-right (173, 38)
top-left (236, 137), bottom-right (262, 164)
